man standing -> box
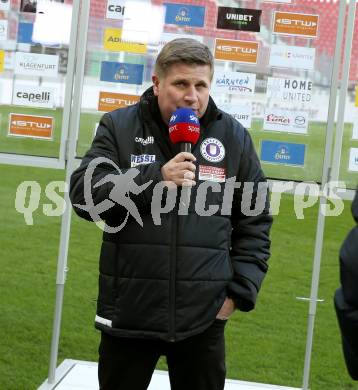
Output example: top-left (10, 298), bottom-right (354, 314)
top-left (70, 38), bottom-right (272, 390)
top-left (335, 191), bottom-right (358, 380)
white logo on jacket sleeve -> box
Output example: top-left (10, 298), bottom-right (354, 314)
top-left (134, 136), bottom-right (154, 145)
top-left (200, 138), bottom-right (225, 163)
top-left (131, 154), bottom-right (156, 167)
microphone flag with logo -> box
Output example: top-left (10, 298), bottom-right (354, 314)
top-left (168, 108), bottom-right (200, 151)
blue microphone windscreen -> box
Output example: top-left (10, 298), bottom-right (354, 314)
top-left (169, 108), bottom-right (199, 126)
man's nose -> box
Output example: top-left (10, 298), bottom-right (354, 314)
top-left (183, 86), bottom-right (198, 104)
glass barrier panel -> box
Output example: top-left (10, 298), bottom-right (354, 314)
top-left (0, 0), bottom-right (73, 158)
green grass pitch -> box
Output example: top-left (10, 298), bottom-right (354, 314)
top-left (0, 105), bottom-right (358, 389)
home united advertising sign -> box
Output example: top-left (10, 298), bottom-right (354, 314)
top-left (266, 77), bottom-right (313, 103)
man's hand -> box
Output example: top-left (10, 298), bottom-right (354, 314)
top-left (216, 297), bottom-right (236, 320)
top-left (161, 152), bottom-right (196, 187)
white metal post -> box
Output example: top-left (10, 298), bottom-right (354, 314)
top-left (47, 0), bottom-right (91, 384)
top-left (302, 1), bottom-right (347, 389)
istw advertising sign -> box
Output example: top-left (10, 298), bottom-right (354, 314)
top-left (273, 12), bottom-right (319, 38)
top-left (9, 113), bottom-right (54, 139)
top-left (215, 39), bottom-right (259, 64)
top-left (98, 91), bottom-right (140, 112)
top-left (12, 85), bottom-right (55, 108)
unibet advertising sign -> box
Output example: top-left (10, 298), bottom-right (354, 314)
top-left (217, 7), bottom-right (261, 32)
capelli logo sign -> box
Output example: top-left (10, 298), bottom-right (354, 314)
top-left (9, 113), bottom-right (54, 139)
top-left (215, 39), bottom-right (259, 64)
top-left (12, 85), bottom-right (55, 108)
top-left (273, 12), bottom-right (319, 38)
top-left (98, 92), bottom-right (140, 112)
top-left (106, 0), bottom-right (125, 20)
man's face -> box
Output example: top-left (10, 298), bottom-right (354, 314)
top-left (152, 63), bottom-right (212, 124)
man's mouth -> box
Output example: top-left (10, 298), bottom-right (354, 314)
top-left (177, 107), bottom-right (199, 116)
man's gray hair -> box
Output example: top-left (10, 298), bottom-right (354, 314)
top-left (154, 38), bottom-right (214, 80)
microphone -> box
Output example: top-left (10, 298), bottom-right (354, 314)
top-left (168, 108), bottom-right (200, 153)
top-left (168, 108), bottom-right (200, 211)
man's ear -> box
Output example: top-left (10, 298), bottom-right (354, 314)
top-left (152, 75), bottom-right (160, 96)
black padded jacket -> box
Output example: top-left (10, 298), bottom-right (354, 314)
top-left (70, 88), bottom-right (272, 342)
top-left (335, 191), bottom-right (358, 380)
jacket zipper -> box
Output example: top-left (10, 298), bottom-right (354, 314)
top-left (169, 207), bottom-right (178, 342)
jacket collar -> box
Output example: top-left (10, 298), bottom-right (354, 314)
top-left (139, 86), bottom-right (220, 130)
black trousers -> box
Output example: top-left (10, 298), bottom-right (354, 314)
top-left (98, 319), bottom-right (227, 390)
